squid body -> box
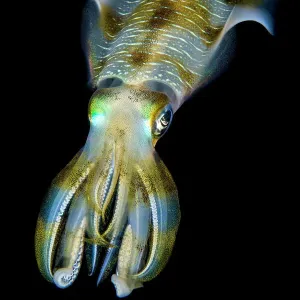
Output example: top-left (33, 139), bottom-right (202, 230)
top-left (35, 0), bottom-right (276, 297)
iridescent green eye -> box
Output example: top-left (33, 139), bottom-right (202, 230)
top-left (153, 105), bottom-right (173, 137)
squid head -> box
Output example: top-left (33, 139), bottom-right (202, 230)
top-left (35, 84), bottom-right (181, 297)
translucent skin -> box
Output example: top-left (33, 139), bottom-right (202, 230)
top-left (35, 0), bottom-right (274, 297)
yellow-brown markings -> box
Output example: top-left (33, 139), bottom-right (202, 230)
top-left (148, 2), bottom-right (176, 29)
top-left (128, 49), bottom-right (150, 67)
top-left (35, 217), bottom-right (65, 280)
top-left (99, 4), bottom-right (125, 41)
top-left (99, 0), bottom-right (226, 47)
top-left (126, 0), bottom-right (223, 45)
top-left (95, 1), bottom-right (233, 91)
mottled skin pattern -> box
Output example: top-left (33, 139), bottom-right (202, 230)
top-left (35, 0), bottom-right (271, 297)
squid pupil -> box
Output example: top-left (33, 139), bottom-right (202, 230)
top-left (161, 110), bottom-right (171, 127)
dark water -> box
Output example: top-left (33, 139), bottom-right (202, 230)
top-left (27, 0), bottom-right (295, 298)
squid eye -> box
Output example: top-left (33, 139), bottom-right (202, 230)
top-left (153, 105), bottom-right (173, 137)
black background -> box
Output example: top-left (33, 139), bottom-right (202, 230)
top-left (27, 0), bottom-right (295, 298)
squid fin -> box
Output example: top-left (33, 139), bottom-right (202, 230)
top-left (213, 0), bottom-right (277, 58)
top-left (223, 4), bottom-right (275, 37)
top-left (196, 0), bottom-right (277, 91)
top-left (211, 0), bottom-right (276, 55)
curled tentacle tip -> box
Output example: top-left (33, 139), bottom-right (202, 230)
top-left (111, 274), bottom-right (143, 298)
top-left (53, 268), bottom-right (74, 289)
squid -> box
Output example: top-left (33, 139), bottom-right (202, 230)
top-left (35, 0), bottom-right (277, 297)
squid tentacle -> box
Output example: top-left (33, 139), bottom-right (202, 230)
top-left (35, 151), bottom-right (91, 282)
top-left (85, 149), bottom-right (114, 246)
top-left (53, 192), bottom-right (88, 288)
top-left (132, 156), bottom-right (180, 282)
top-left (101, 144), bottom-right (122, 224)
top-left (85, 143), bottom-right (120, 274)
top-left (97, 173), bottom-right (130, 285)
top-left (112, 181), bottom-right (151, 297)
top-left (100, 144), bottom-right (129, 240)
